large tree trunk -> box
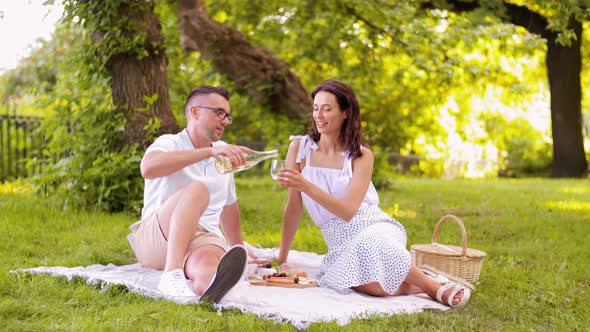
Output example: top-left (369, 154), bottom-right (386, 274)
top-left (545, 21), bottom-right (588, 177)
top-left (177, 0), bottom-right (311, 121)
top-left (440, 1), bottom-right (589, 177)
top-left (504, 5), bottom-right (588, 177)
top-left (107, 1), bottom-right (179, 148)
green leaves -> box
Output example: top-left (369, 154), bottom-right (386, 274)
top-left (62, 0), bottom-right (159, 70)
top-left (3, 0), bottom-right (584, 215)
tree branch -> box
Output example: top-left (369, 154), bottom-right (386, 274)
top-left (422, 0), bottom-right (552, 38)
top-left (344, 4), bottom-right (409, 48)
top-left (503, 3), bottom-right (552, 38)
top-left (177, 0), bottom-right (311, 121)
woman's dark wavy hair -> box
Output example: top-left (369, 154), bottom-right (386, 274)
top-left (309, 80), bottom-right (363, 159)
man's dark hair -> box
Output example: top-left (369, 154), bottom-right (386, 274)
top-left (185, 86), bottom-right (230, 113)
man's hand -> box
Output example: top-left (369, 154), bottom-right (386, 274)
top-left (210, 145), bottom-right (255, 167)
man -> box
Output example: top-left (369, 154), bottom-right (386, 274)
top-left (127, 86), bottom-right (255, 303)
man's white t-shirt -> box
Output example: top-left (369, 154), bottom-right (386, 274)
top-left (133, 129), bottom-right (237, 241)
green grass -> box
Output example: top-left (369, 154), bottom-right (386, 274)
top-left (1, 177), bottom-right (589, 331)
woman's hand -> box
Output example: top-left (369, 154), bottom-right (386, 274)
top-left (246, 246), bottom-right (259, 261)
top-left (276, 168), bottom-right (309, 192)
top-left (248, 257), bottom-right (272, 265)
top-left (246, 257), bottom-right (284, 266)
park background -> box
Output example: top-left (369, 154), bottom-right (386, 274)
top-left (1, 0), bottom-right (589, 331)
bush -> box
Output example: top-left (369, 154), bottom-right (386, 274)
top-left (32, 85), bottom-right (145, 214)
top-left (28, 20), bottom-right (147, 214)
top-left (500, 119), bottom-right (552, 177)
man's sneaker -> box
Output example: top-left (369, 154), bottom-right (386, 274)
top-left (158, 269), bottom-right (197, 298)
top-left (200, 245), bottom-right (247, 304)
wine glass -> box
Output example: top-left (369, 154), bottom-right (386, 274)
top-left (270, 160), bottom-right (285, 180)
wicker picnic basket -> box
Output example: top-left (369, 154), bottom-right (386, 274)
top-left (411, 214), bottom-right (486, 283)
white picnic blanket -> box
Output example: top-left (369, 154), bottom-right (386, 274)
top-left (12, 245), bottom-right (448, 329)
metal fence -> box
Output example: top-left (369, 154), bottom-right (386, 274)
top-left (0, 114), bottom-right (45, 182)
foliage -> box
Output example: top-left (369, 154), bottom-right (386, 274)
top-left (17, 0), bottom-right (174, 213)
top-left (31, 82), bottom-right (145, 213)
top-left (371, 146), bottom-right (407, 190)
top-left (2, 178), bottom-right (590, 329)
top-left (0, 18), bottom-right (75, 115)
top-left (0, 38), bottom-right (57, 104)
top-left (1, 0), bottom-right (589, 212)
top-left (513, 0), bottom-right (590, 45)
top-left (154, 1), bottom-right (304, 150)
top-left (61, 0), bottom-right (156, 73)
top-left (26, 18), bottom-right (146, 214)
top-left (202, 0), bottom-right (557, 176)
top-left (485, 114), bottom-right (552, 176)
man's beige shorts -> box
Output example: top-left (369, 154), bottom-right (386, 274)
top-left (131, 211), bottom-right (228, 270)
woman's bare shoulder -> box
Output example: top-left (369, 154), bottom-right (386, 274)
top-left (359, 146), bottom-right (374, 160)
top-left (288, 137), bottom-right (302, 151)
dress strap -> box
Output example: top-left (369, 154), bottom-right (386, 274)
top-left (289, 135), bottom-right (318, 163)
top-left (305, 150), bottom-right (311, 166)
top-left (342, 153), bottom-right (353, 176)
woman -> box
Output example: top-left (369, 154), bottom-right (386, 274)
top-left (275, 80), bottom-right (471, 308)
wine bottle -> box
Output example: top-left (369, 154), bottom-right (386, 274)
top-left (215, 149), bottom-right (279, 174)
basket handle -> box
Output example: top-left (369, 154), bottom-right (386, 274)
top-left (431, 214), bottom-right (468, 257)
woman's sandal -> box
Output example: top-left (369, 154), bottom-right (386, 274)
top-left (421, 264), bottom-right (475, 292)
top-left (436, 282), bottom-right (471, 309)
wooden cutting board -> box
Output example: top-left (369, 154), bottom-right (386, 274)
top-left (248, 275), bottom-right (318, 288)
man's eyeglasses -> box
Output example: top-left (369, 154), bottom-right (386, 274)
top-left (197, 105), bottom-right (233, 124)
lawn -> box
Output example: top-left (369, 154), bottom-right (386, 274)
top-left (1, 177), bottom-right (589, 331)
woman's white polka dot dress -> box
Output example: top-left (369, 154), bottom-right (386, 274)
top-left (318, 205), bottom-right (411, 294)
top-left (290, 135), bottom-right (412, 294)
